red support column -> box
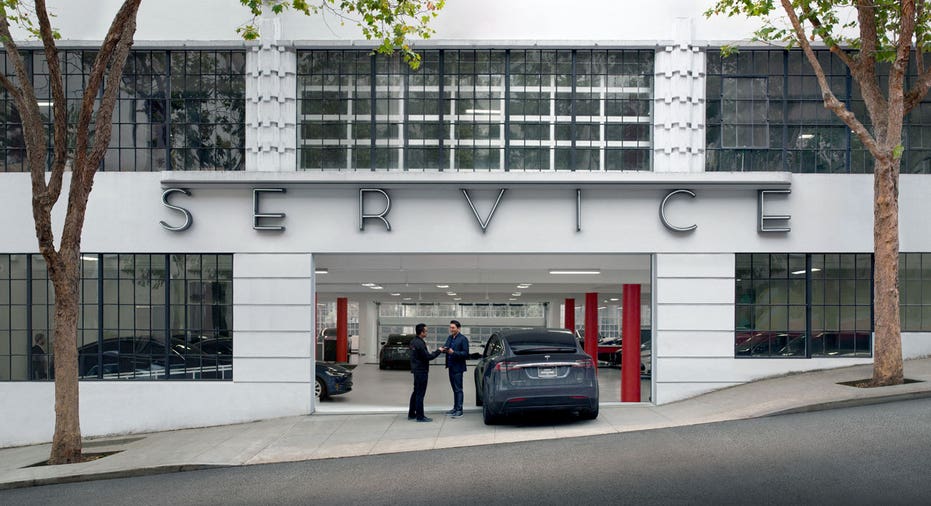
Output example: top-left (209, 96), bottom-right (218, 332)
top-left (584, 292), bottom-right (598, 371)
top-left (336, 297), bottom-right (348, 363)
top-left (564, 298), bottom-right (575, 332)
top-left (621, 284), bottom-right (642, 402)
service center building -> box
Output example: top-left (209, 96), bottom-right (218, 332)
top-left (3, 0), bottom-right (931, 447)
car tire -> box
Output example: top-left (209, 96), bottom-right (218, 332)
top-left (482, 402), bottom-right (498, 425)
top-left (315, 377), bottom-right (328, 401)
top-left (579, 405), bottom-right (599, 420)
top-left (379, 363), bottom-right (386, 370)
top-left (475, 376), bottom-right (483, 406)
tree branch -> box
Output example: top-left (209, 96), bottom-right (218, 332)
top-left (61, 0), bottom-right (141, 252)
top-left (780, 0), bottom-right (885, 158)
top-left (35, 0), bottom-right (67, 204)
top-left (886, 0), bottom-right (916, 146)
top-left (917, 0), bottom-right (926, 76)
top-left (905, 66), bottom-right (931, 114)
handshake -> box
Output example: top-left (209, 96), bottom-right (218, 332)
top-left (437, 346), bottom-right (451, 354)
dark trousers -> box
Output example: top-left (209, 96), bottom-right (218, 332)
top-left (409, 371), bottom-right (429, 419)
top-left (449, 370), bottom-right (464, 412)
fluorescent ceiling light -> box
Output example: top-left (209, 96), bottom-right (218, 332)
top-left (436, 284), bottom-right (449, 288)
top-left (370, 286), bottom-right (384, 290)
top-left (517, 284), bottom-right (531, 289)
top-left (447, 292), bottom-right (457, 296)
top-left (390, 293), bottom-right (401, 296)
top-left (798, 133), bottom-right (815, 139)
top-left (453, 297), bottom-right (462, 301)
top-left (509, 298), bottom-right (517, 301)
top-left (609, 297), bottom-right (619, 302)
top-left (791, 268), bottom-right (822, 275)
top-left (315, 268), bottom-right (328, 274)
top-left (81, 255), bottom-right (98, 262)
top-left (36, 101), bottom-right (53, 107)
top-left (512, 292), bottom-right (522, 297)
top-left (549, 270), bottom-right (601, 275)
top-left (361, 283), bottom-right (376, 287)
top-left (598, 306), bottom-right (607, 310)
top-left (403, 297), bottom-right (412, 301)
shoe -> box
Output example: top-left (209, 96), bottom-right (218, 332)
top-left (445, 409), bottom-right (457, 415)
top-left (450, 411), bottom-right (463, 418)
top-left (416, 417), bottom-right (433, 423)
top-left (408, 415), bottom-right (416, 420)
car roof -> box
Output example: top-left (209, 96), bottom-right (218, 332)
top-left (494, 328), bottom-right (577, 338)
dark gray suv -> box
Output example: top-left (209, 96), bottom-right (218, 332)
top-left (474, 328), bottom-right (599, 425)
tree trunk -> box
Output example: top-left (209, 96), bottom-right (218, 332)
top-left (47, 249), bottom-right (82, 464)
top-left (872, 155), bottom-right (904, 386)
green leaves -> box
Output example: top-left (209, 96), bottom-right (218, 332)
top-left (237, 0), bottom-right (444, 70)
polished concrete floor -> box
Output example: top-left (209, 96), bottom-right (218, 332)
top-left (317, 362), bottom-right (652, 412)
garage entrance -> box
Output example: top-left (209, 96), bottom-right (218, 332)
top-left (313, 254), bottom-right (652, 412)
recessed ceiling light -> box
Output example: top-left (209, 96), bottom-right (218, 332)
top-left (390, 293), bottom-right (401, 296)
top-left (436, 284), bottom-right (449, 288)
top-left (609, 298), bottom-right (619, 302)
top-left (512, 292), bottom-right (521, 297)
top-left (371, 286), bottom-right (384, 290)
top-left (549, 270), bottom-right (601, 275)
top-left (403, 297), bottom-right (412, 300)
top-left (509, 298), bottom-right (517, 301)
top-left (453, 297), bottom-right (462, 301)
top-left (361, 283), bottom-right (376, 287)
top-left (447, 292), bottom-right (457, 296)
top-left (517, 284), bottom-right (531, 289)
top-left (315, 268), bottom-right (328, 274)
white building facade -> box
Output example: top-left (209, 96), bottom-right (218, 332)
top-left (2, 0), bottom-right (931, 446)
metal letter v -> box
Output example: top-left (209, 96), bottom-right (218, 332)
top-left (461, 188), bottom-right (507, 234)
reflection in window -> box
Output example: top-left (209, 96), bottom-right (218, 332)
top-left (0, 254), bottom-right (233, 382)
top-left (900, 253), bottom-right (931, 331)
top-left (297, 49), bottom-right (653, 171)
top-left (0, 50), bottom-right (245, 172)
top-left (735, 253), bottom-right (872, 358)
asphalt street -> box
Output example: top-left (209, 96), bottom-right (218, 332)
top-left (4, 398), bottom-right (931, 505)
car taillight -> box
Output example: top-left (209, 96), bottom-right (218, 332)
top-left (494, 361), bottom-right (518, 372)
top-left (572, 358), bottom-right (594, 368)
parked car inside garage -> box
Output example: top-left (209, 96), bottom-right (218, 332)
top-left (474, 328), bottom-right (598, 425)
top-left (316, 361), bottom-right (353, 401)
top-left (379, 334), bottom-right (414, 369)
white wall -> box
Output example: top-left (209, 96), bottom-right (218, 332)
top-left (7, 172), bottom-right (931, 254)
top-left (21, 1), bottom-right (772, 45)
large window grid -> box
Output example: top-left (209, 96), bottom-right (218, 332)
top-left (735, 253), bottom-right (873, 358)
top-left (901, 253), bottom-right (931, 331)
top-left (0, 50), bottom-right (245, 172)
top-left (708, 49), bottom-right (931, 173)
top-left (298, 49), bottom-right (653, 171)
top-left (0, 253), bottom-right (232, 381)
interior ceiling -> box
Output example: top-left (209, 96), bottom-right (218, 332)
top-left (314, 254), bottom-right (652, 303)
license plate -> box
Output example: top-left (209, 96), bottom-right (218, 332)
top-left (538, 367), bottom-right (556, 378)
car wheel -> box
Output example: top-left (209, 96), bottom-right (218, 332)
top-left (315, 377), bottom-right (327, 401)
top-left (379, 363), bottom-right (386, 370)
top-left (482, 401), bottom-right (498, 425)
top-left (579, 405), bottom-right (599, 420)
top-left (475, 376), bottom-right (483, 406)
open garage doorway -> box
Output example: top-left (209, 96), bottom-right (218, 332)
top-left (313, 254), bottom-right (653, 413)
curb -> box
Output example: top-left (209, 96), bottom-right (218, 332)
top-left (763, 389), bottom-right (931, 417)
top-left (0, 464), bottom-right (227, 491)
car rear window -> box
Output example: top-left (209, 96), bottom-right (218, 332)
top-left (506, 331), bottom-right (578, 354)
top-left (387, 335), bottom-right (413, 346)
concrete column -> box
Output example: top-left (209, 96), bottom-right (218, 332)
top-left (245, 17), bottom-right (298, 172)
top-left (358, 299), bottom-right (379, 364)
top-left (233, 252), bottom-right (314, 410)
top-left (653, 17), bottom-right (706, 173)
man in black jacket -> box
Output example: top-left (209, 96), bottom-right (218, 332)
top-left (409, 323), bottom-right (442, 422)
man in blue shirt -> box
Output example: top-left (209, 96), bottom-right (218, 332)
top-left (441, 320), bottom-right (469, 418)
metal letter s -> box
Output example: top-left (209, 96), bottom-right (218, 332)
top-left (160, 188), bottom-right (193, 232)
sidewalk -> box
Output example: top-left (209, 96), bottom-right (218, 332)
top-left (2, 357), bottom-right (930, 490)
